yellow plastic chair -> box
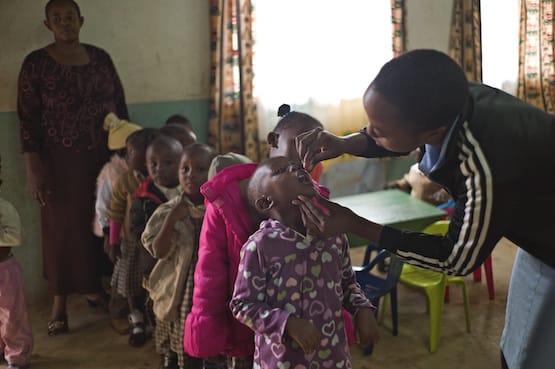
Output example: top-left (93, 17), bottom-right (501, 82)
top-left (399, 220), bottom-right (471, 353)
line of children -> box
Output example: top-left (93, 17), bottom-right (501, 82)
top-left (108, 127), bottom-right (161, 347)
top-left (0, 154), bottom-right (33, 369)
top-left (94, 113), bottom-right (143, 334)
top-left (142, 144), bottom-right (217, 369)
top-left (231, 157), bottom-right (379, 367)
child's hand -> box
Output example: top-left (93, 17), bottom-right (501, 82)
top-left (170, 192), bottom-right (191, 219)
top-left (108, 243), bottom-right (121, 264)
top-left (285, 315), bottom-right (323, 355)
top-left (355, 307), bottom-right (380, 346)
top-left (103, 235), bottom-right (111, 255)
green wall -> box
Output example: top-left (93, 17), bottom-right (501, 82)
top-left (0, 98), bottom-right (208, 304)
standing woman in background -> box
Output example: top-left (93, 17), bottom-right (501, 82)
top-left (17, 0), bottom-right (128, 335)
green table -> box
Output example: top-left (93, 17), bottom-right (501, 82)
top-left (332, 189), bottom-right (446, 247)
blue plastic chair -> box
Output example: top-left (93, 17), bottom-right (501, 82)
top-left (353, 244), bottom-right (403, 354)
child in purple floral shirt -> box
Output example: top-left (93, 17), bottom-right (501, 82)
top-left (230, 157), bottom-right (378, 369)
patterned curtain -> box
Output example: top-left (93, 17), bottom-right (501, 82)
top-left (391, 0), bottom-right (407, 57)
top-left (449, 0), bottom-right (483, 82)
top-left (208, 0), bottom-right (260, 161)
top-left (517, 0), bottom-right (555, 113)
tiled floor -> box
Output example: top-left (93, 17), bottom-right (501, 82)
top-left (1, 239), bottom-right (517, 369)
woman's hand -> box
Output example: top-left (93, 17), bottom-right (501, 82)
top-left (285, 315), bottom-right (323, 355)
top-left (23, 152), bottom-right (50, 206)
top-left (294, 194), bottom-right (357, 238)
top-left (295, 128), bottom-right (347, 172)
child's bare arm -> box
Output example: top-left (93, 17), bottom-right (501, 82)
top-left (284, 315), bottom-right (323, 355)
top-left (354, 307), bottom-right (380, 346)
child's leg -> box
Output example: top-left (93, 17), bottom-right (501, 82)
top-left (127, 295), bottom-right (146, 347)
top-left (0, 257), bottom-right (33, 366)
top-left (226, 356), bottom-right (253, 369)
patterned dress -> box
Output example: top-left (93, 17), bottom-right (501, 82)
top-left (17, 44), bottom-right (128, 294)
top-left (231, 220), bottom-right (373, 369)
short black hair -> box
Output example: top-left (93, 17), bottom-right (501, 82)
top-left (160, 124), bottom-right (196, 148)
top-left (147, 135), bottom-right (183, 157)
top-left (182, 143), bottom-right (217, 162)
top-left (165, 114), bottom-right (192, 127)
top-left (126, 128), bottom-right (160, 152)
top-left (45, 0), bottom-right (81, 18)
top-left (367, 49), bottom-right (469, 131)
top-left (273, 104), bottom-right (323, 134)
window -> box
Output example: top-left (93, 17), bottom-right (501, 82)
top-left (481, 0), bottom-right (519, 94)
top-left (252, 0), bottom-right (393, 137)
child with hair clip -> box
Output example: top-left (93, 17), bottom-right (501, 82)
top-left (230, 156), bottom-right (378, 367)
top-left (108, 127), bottom-right (160, 347)
top-left (0, 154), bottom-right (33, 369)
top-left (184, 105), bottom-right (356, 369)
top-left (94, 113), bottom-right (142, 334)
top-left (141, 144), bottom-right (217, 369)
top-left (128, 135), bottom-right (184, 361)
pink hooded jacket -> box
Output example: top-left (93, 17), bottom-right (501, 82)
top-left (184, 163), bottom-right (258, 358)
top-left (184, 162), bottom-right (354, 358)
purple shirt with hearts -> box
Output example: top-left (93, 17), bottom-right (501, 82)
top-left (231, 219), bottom-right (373, 369)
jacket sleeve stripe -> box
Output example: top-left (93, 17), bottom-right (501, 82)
top-left (396, 123), bottom-right (493, 275)
top-left (447, 124), bottom-right (493, 274)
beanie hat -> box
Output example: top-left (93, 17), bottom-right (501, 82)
top-left (207, 152), bottom-right (253, 180)
top-left (104, 113), bottom-right (143, 150)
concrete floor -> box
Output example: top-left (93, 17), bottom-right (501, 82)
top-left (1, 239), bottom-right (517, 369)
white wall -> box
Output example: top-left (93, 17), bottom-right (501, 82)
top-left (0, 0), bottom-right (210, 112)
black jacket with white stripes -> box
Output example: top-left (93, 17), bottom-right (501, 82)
top-left (362, 82), bottom-right (555, 275)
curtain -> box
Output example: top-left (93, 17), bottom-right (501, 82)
top-left (391, 0), bottom-right (407, 57)
top-left (449, 0), bottom-right (483, 82)
top-left (208, 0), bottom-right (260, 161)
top-left (517, 0), bottom-right (555, 113)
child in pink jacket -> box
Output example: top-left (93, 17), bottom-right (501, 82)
top-left (184, 106), bottom-right (354, 368)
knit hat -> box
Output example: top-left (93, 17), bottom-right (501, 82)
top-left (208, 152), bottom-right (253, 180)
top-left (104, 113), bottom-right (143, 150)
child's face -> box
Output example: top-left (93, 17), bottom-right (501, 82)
top-left (363, 88), bottom-right (438, 153)
top-left (44, 0), bottom-right (83, 43)
top-left (126, 142), bottom-right (147, 174)
top-left (178, 150), bottom-right (212, 199)
top-left (257, 157), bottom-right (316, 213)
top-left (146, 146), bottom-right (181, 188)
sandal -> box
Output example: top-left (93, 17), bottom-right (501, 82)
top-left (48, 314), bottom-right (68, 336)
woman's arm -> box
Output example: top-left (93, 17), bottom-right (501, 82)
top-left (18, 55), bottom-right (49, 205)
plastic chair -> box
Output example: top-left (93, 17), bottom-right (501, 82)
top-left (353, 244), bottom-right (403, 354)
top-left (472, 255), bottom-right (495, 299)
top-left (445, 255), bottom-right (494, 302)
top-left (399, 220), bottom-right (471, 353)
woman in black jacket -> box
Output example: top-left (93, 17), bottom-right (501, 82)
top-left (295, 49), bottom-right (555, 369)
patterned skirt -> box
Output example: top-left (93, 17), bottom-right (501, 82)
top-left (154, 260), bottom-right (199, 367)
top-left (110, 239), bottom-right (143, 298)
